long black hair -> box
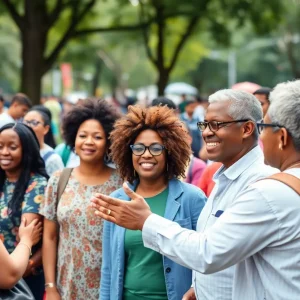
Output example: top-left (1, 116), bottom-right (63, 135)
top-left (0, 123), bottom-right (49, 220)
top-left (30, 105), bottom-right (57, 148)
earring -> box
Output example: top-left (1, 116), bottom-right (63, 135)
top-left (279, 144), bottom-right (283, 150)
top-left (166, 163), bottom-right (169, 172)
top-left (134, 170), bottom-right (137, 177)
top-left (104, 152), bottom-right (110, 163)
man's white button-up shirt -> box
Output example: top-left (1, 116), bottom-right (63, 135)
top-left (194, 146), bottom-right (276, 299)
top-left (141, 147), bottom-right (300, 300)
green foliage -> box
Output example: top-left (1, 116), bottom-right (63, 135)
top-left (0, 14), bottom-right (20, 92)
top-left (0, 0), bottom-right (296, 98)
top-left (187, 58), bottom-right (228, 94)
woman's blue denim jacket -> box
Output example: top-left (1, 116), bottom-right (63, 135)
top-left (99, 178), bottom-right (206, 300)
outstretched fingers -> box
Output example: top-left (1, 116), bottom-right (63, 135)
top-left (94, 209), bottom-right (117, 223)
top-left (92, 193), bottom-right (121, 209)
top-left (91, 197), bottom-right (117, 222)
top-left (91, 197), bottom-right (105, 211)
top-left (91, 193), bottom-right (125, 223)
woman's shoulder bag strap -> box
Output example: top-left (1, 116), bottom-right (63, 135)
top-left (268, 173), bottom-right (300, 196)
top-left (56, 168), bottom-right (73, 207)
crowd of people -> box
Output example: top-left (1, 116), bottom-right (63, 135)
top-left (0, 79), bottom-right (299, 300)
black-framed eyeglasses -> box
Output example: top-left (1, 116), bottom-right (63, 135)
top-left (130, 143), bottom-right (165, 156)
top-left (23, 120), bottom-right (43, 127)
top-left (197, 119), bottom-right (250, 132)
top-left (256, 122), bottom-right (285, 134)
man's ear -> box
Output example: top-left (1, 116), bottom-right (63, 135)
top-left (242, 121), bottom-right (256, 139)
top-left (279, 128), bottom-right (289, 148)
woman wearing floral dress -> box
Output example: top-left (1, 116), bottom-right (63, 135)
top-left (0, 123), bottom-right (48, 299)
top-left (41, 99), bottom-right (122, 300)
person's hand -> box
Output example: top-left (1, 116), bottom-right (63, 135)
top-left (46, 288), bottom-right (61, 300)
top-left (91, 182), bottom-right (152, 230)
top-left (18, 217), bottom-right (42, 247)
top-left (182, 287), bottom-right (196, 300)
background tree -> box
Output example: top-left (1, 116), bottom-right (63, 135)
top-left (0, 11), bottom-right (20, 93)
top-left (277, 1), bottom-right (300, 78)
top-left (119, 0), bottom-right (284, 95)
top-left (135, 0), bottom-right (206, 95)
top-left (1, 0), bottom-right (148, 104)
top-left (1, 0), bottom-right (94, 103)
top-left (0, 0), bottom-right (295, 101)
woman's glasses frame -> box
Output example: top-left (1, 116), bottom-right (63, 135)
top-left (23, 120), bottom-right (43, 127)
top-left (130, 143), bottom-right (165, 156)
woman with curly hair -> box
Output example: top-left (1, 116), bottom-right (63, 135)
top-left (41, 99), bottom-right (123, 300)
top-left (98, 105), bottom-right (207, 300)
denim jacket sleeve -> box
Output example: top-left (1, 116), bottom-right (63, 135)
top-left (100, 220), bottom-right (111, 300)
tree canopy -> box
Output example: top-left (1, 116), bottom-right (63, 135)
top-left (1, 0), bottom-right (298, 102)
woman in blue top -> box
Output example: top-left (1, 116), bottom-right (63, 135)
top-left (98, 105), bottom-right (207, 300)
top-left (0, 123), bottom-right (48, 299)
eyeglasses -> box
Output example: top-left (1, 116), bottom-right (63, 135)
top-left (256, 122), bottom-right (285, 134)
top-left (23, 120), bottom-right (43, 127)
top-left (197, 119), bottom-right (250, 132)
top-left (130, 143), bottom-right (165, 156)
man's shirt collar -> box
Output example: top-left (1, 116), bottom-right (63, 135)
top-left (213, 145), bottom-right (263, 181)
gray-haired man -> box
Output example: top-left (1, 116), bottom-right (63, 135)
top-left (182, 89), bottom-right (276, 299)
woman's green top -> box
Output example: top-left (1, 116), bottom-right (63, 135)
top-left (123, 188), bottom-right (169, 300)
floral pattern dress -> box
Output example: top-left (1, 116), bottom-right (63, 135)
top-left (0, 174), bottom-right (47, 253)
top-left (40, 169), bottom-right (123, 300)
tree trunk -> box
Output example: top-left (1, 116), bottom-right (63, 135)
top-left (155, 4), bottom-right (169, 96)
top-left (20, 1), bottom-right (47, 105)
top-left (91, 58), bottom-right (102, 96)
top-left (286, 42), bottom-right (300, 79)
top-left (157, 69), bottom-right (169, 96)
top-left (21, 32), bottom-right (46, 105)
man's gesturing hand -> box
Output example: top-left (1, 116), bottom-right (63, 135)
top-left (91, 182), bottom-right (152, 230)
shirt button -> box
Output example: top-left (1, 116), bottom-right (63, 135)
top-left (166, 267), bottom-right (171, 273)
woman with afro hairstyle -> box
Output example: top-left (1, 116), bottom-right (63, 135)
top-left (41, 99), bottom-right (123, 300)
top-left (99, 105), bottom-right (207, 300)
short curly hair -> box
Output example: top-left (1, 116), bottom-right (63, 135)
top-left (110, 105), bottom-right (192, 183)
top-left (63, 98), bottom-right (120, 150)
